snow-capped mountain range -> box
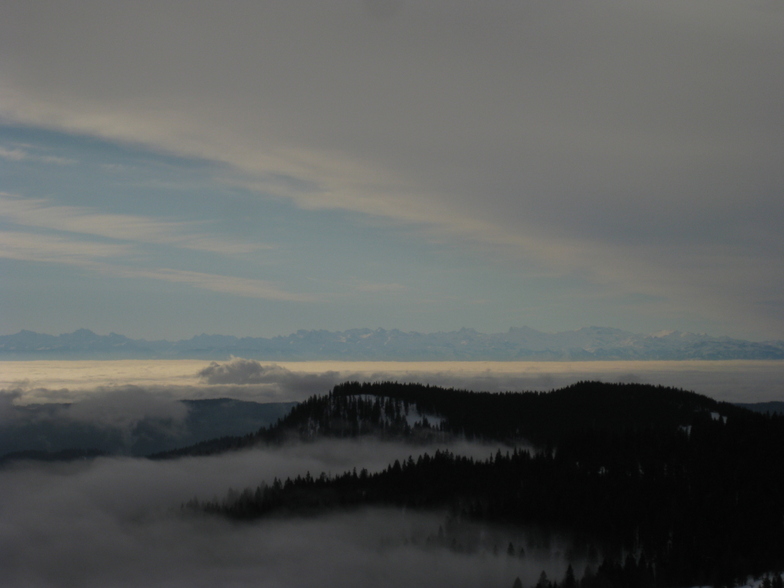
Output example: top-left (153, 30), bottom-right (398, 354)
top-left (1, 326), bottom-right (783, 360)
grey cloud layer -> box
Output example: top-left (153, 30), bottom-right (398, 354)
top-left (0, 191), bottom-right (263, 254)
top-left (0, 441), bottom-right (565, 588)
top-left (63, 387), bottom-right (189, 432)
top-left (7, 358), bottom-right (784, 410)
top-left (0, 386), bottom-right (192, 454)
top-left (1, 1), bottom-right (783, 336)
top-left (199, 357), bottom-right (343, 392)
top-left (196, 358), bottom-right (784, 403)
top-left (0, 192), bottom-right (311, 301)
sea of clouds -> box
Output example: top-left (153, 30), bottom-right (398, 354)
top-left (3, 358), bottom-right (784, 405)
top-left (2, 358), bottom-right (783, 586)
top-left (1, 358), bottom-right (782, 447)
top-left (0, 439), bottom-right (573, 588)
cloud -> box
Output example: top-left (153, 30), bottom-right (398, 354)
top-left (0, 147), bottom-right (27, 161)
top-left (0, 191), bottom-right (264, 255)
top-left (2, 381), bottom-right (296, 406)
top-left (197, 358), bottom-right (548, 399)
top-left (115, 268), bottom-right (316, 302)
top-left (0, 145), bottom-right (76, 164)
top-left (0, 386), bottom-right (191, 453)
top-left (0, 439), bottom-right (573, 588)
top-left (200, 358), bottom-right (295, 384)
top-left (0, 389), bottom-right (23, 424)
top-left (4, 359), bottom-right (784, 410)
top-left (0, 190), bottom-right (313, 302)
top-left (0, 230), bottom-right (132, 263)
top-left (0, 229), bottom-right (313, 302)
top-left (353, 280), bottom-right (407, 293)
top-left (2, 2), bottom-right (784, 336)
top-left (200, 358), bottom-right (336, 386)
top-left (194, 358), bottom-right (784, 403)
top-left (0, 181), bottom-right (321, 303)
top-left (199, 359), bottom-right (342, 400)
top-left (63, 386), bottom-right (189, 433)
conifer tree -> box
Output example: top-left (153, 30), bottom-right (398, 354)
top-left (563, 564), bottom-right (576, 588)
top-left (536, 570), bottom-right (549, 588)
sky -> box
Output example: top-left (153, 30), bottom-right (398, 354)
top-left (1, 1), bottom-right (783, 341)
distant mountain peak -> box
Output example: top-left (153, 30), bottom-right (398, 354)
top-left (651, 330), bottom-right (677, 338)
top-left (1, 327), bottom-right (782, 361)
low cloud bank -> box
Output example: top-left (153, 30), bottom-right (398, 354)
top-left (4, 358), bottom-right (783, 412)
top-left (0, 386), bottom-right (191, 454)
top-left (0, 389), bottom-right (23, 424)
top-left (197, 357), bottom-right (562, 396)
top-left (0, 385), bottom-right (301, 457)
top-left (64, 387), bottom-right (189, 431)
top-left (199, 357), bottom-right (343, 397)
top-left (0, 439), bottom-right (569, 588)
top-left (196, 358), bottom-right (784, 403)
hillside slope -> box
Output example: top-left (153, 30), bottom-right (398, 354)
top-left (182, 382), bottom-right (784, 588)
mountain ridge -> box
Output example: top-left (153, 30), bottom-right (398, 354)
top-left (1, 326), bottom-right (783, 361)
top-left (176, 381), bottom-right (784, 587)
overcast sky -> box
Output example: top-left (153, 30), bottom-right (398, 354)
top-left (1, 1), bottom-right (783, 340)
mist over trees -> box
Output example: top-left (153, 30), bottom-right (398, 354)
top-left (4, 379), bottom-right (784, 587)
top-left (0, 397), bottom-right (295, 462)
top-left (180, 382), bottom-right (784, 588)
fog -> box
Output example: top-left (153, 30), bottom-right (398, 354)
top-left (0, 439), bottom-right (571, 588)
top-left (2, 359), bottom-right (782, 585)
top-left (2, 359), bottom-right (783, 405)
top-left (1, 358), bottom-right (781, 459)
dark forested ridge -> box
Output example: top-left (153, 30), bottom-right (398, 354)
top-left (0, 399), bottom-right (296, 464)
top-left (155, 381), bottom-right (743, 457)
top-left (180, 382), bottom-right (784, 587)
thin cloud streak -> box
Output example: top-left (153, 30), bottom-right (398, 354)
top-left (0, 230), bottom-right (313, 302)
top-left (0, 145), bottom-right (76, 165)
top-left (0, 192), bottom-right (264, 255)
top-left (118, 268), bottom-right (317, 302)
top-left (0, 230), bottom-right (132, 263)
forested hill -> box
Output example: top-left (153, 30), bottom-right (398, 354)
top-left (181, 382), bottom-right (784, 587)
top-left (153, 381), bottom-right (747, 458)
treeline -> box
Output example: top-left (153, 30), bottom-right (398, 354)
top-left (514, 563), bottom-right (784, 588)
top-left (182, 382), bottom-right (784, 587)
top-left (327, 381), bottom-right (747, 445)
top-left (154, 381), bottom-right (741, 458)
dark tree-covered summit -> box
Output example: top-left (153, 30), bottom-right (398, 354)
top-left (329, 380), bottom-right (745, 445)
top-left (156, 381), bottom-right (742, 457)
top-left (182, 382), bottom-right (784, 587)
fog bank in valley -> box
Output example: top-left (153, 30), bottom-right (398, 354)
top-left (0, 439), bottom-right (567, 588)
top-left (2, 358), bottom-right (781, 460)
top-left (2, 358), bottom-right (783, 406)
top-left (2, 359), bottom-right (782, 585)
